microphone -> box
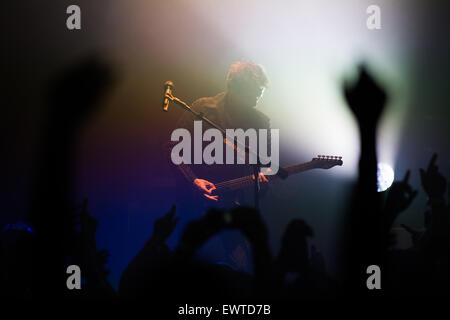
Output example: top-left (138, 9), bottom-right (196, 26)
top-left (162, 81), bottom-right (174, 112)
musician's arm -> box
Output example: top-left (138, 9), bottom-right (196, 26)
top-left (165, 140), bottom-right (197, 182)
top-left (165, 97), bottom-right (198, 183)
top-left (178, 162), bottom-right (198, 183)
top-left (166, 141), bottom-right (218, 200)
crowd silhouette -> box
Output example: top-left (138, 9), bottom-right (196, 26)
top-left (1, 57), bottom-right (449, 303)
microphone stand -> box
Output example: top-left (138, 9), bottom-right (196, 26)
top-left (165, 92), bottom-right (287, 210)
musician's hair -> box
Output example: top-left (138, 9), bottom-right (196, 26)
top-left (226, 62), bottom-right (269, 90)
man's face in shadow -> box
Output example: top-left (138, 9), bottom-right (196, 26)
top-left (228, 83), bottom-right (265, 110)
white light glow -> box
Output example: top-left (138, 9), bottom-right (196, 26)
top-left (188, 0), bottom-right (411, 178)
top-left (377, 163), bottom-right (394, 192)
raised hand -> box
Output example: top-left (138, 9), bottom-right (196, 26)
top-left (420, 153), bottom-right (447, 199)
top-left (383, 170), bottom-right (418, 235)
top-left (47, 55), bottom-right (115, 130)
top-left (385, 170), bottom-right (418, 215)
top-left (80, 199), bottom-right (99, 242)
top-left (177, 207), bottom-right (267, 257)
top-left (343, 64), bottom-right (387, 130)
top-left (175, 208), bottom-right (226, 260)
top-left (153, 205), bottom-right (179, 242)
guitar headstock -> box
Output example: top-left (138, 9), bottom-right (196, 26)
top-left (311, 155), bottom-right (343, 169)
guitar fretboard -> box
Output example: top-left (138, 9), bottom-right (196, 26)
top-left (215, 161), bottom-right (317, 192)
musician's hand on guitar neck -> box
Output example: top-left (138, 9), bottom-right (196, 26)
top-left (194, 178), bottom-right (219, 201)
top-left (251, 172), bottom-right (269, 183)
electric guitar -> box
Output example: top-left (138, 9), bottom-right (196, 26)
top-left (200, 155), bottom-right (343, 206)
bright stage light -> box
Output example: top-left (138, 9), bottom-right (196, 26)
top-left (187, 0), bottom-right (411, 178)
top-left (377, 162), bottom-right (394, 192)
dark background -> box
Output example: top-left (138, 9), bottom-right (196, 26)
top-left (2, 0), bottom-right (449, 288)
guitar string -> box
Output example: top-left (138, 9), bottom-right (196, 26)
top-left (216, 177), bottom-right (252, 190)
top-left (216, 176), bottom-right (260, 190)
top-left (216, 168), bottom-right (295, 190)
top-left (213, 160), bottom-right (340, 190)
top-left (214, 161), bottom-right (334, 190)
top-left (215, 165), bottom-right (309, 190)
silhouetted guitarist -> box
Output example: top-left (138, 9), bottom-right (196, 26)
top-left (170, 61), bottom-right (272, 271)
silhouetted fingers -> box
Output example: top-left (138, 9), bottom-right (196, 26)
top-left (404, 183), bottom-right (413, 194)
top-left (427, 153), bottom-right (438, 171)
top-left (343, 82), bottom-right (352, 101)
top-left (406, 190), bottom-right (418, 207)
top-left (167, 205), bottom-right (176, 217)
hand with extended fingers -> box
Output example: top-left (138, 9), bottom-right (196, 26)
top-left (343, 64), bottom-right (388, 130)
top-left (153, 205), bottom-right (179, 242)
top-left (385, 170), bottom-right (418, 214)
top-left (420, 153), bottom-right (447, 200)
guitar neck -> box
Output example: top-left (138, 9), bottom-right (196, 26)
top-left (215, 161), bottom-right (316, 192)
top-left (284, 161), bottom-right (318, 176)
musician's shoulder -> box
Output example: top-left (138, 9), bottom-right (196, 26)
top-left (192, 92), bottom-right (225, 112)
